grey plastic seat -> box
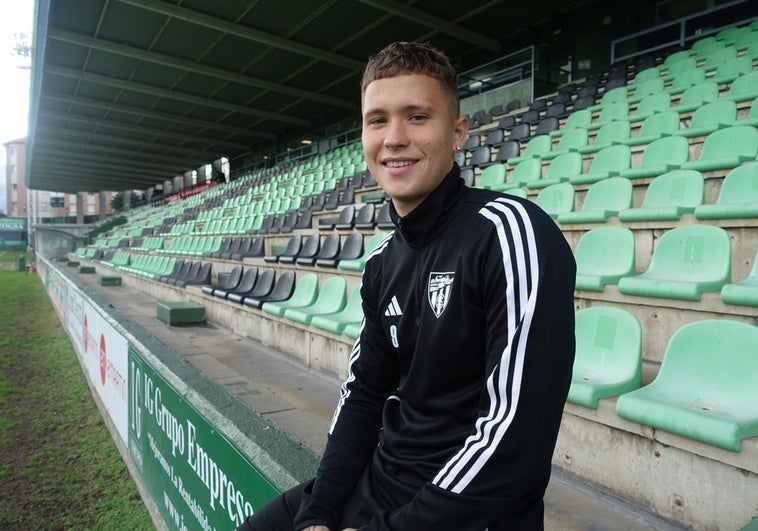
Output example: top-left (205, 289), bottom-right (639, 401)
top-left (214, 266), bottom-right (258, 299)
top-left (228, 268), bottom-right (275, 304)
top-left (201, 264), bottom-right (243, 296)
top-left (244, 270), bottom-right (296, 309)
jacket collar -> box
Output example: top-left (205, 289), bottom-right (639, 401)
top-left (389, 163), bottom-right (465, 247)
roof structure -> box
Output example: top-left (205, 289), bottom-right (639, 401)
top-left (27, 0), bottom-right (593, 193)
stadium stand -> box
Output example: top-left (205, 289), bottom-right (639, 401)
top-left (66, 17), bottom-right (758, 530)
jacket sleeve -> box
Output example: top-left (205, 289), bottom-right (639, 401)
top-left (294, 271), bottom-right (400, 530)
top-left (358, 198), bottom-right (576, 530)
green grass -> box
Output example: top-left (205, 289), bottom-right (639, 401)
top-left (0, 269), bottom-right (154, 530)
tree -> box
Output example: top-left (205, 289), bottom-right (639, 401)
top-left (111, 191), bottom-right (141, 211)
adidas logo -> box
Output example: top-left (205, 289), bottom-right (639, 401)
top-left (384, 295), bottom-right (403, 317)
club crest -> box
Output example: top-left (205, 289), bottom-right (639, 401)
top-left (428, 272), bottom-right (454, 318)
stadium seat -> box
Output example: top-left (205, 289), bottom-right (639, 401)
top-left (725, 71), bottom-right (758, 103)
top-left (264, 234), bottom-right (302, 263)
top-left (353, 203), bottom-right (377, 230)
top-left (668, 67), bottom-right (706, 94)
top-left (476, 164), bottom-right (507, 190)
top-left (618, 170), bottom-right (703, 222)
top-left (534, 183), bottom-right (575, 219)
top-left (492, 140), bottom-right (520, 164)
top-left (616, 319), bottom-right (758, 452)
top-left (674, 80), bottom-right (719, 114)
top-left (375, 202), bottom-right (394, 230)
top-left (243, 270), bottom-right (296, 309)
top-left (503, 158), bottom-right (542, 189)
top-left (720, 249), bottom-right (758, 307)
top-left (680, 126), bottom-right (758, 172)
top-left (712, 56), bottom-right (753, 85)
top-left (339, 232), bottom-right (390, 272)
top-left (299, 232), bottom-right (340, 266)
top-left (506, 135), bottom-right (553, 165)
top-left (541, 127), bottom-right (588, 160)
top-left (627, 77), bottom-right (665, 103)
top-left (557, 177), bottom-right (632, 224)
top-left (176, 262), bottom-right (211, 288)
top-left (693, 162), bottom-right (758, 220)
top-left (630, 91), bottom-right (671, 121)
top-left (201, 265), bottom-right (242, 296)
top-left (343, 321), bottom-right (362, 340)
top-left (284, 276), bottom-right (347, 325)
top-left (624, 110), bottom-right (681, 146)
top-left (738, 97), bottom-right (758, 128)
top-left (568, 306), bottom-right (642, 409)
top-left (550, 108), bottom-right (592, 137)
top-left (574, 226), bottom-right (636, 291)
top-left (660, 56), bottom-right (697, 82)
top-left (673, 99), bottom-right (737, 138)
top-left (318, 233), bottom-right (364, 268)
top-left (527, 151), bottom-right (582, 189)
top-left (586, 102), bottom-right (630, 130)
top-left (310, 283), bottom-right (364, 334)
top-left (288, 233), bottom-right (320, 265)
top-left (700, 45), bottom-right (737, 72)
top-left (569, 144), bottom-right (631, 185)
top-left (619, 135), bottom-right (690, 179)
top-left (319, 205), bottom-right (355, 230)
top-left (577, 120), bottom-right (630, 154)
top-left (618, 224), bottom-right (731, 301)
top-left (226, 268), bottom-right (275, 304)
top-left (261, 272), bottom-right (319, 317)
top-left (214, 266), bottom-right (258, 299)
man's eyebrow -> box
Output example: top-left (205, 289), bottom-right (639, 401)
top-left (363, 103), bottom-right (434, 116)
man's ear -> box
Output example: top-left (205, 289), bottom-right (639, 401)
top-left (453, 114), bottom-right (469, 150)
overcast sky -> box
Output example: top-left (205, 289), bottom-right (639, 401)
top-left (0, 0), bottom-right (33, 213)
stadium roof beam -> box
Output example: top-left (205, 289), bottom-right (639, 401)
top-left (356, 0), bottom-right (502, 52)
top-left (47, 28), bottom-right (355, 111)
top-left (116, 0), bottom-right (366, 71)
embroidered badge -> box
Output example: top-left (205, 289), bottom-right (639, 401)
top-left (428, 272), bottom-right (454, 318)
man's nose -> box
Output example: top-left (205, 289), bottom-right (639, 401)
top-left (383, 120), bottom-right (409, 148)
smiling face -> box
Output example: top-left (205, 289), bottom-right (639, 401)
top-left (361, 74), bottom-right (468, 217)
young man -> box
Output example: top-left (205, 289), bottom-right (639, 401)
top-left (239, 41), bottom-right (576, 531)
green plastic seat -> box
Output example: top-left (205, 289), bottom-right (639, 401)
top-left (574, 226), bottom-right (635, 291)
top-left (569, 144), bottom-right (631, 185)
top-left (476, 164), bottom-right (507, 190)
top-left (618, 170), bottom-right (703, 222)
top-left (720, 249), bottom-right (758, 307)
top-left (616, 319), bottom-right (758, 452)
top-left (534, 182), bottom-right (574, 219)
top-left (680, 126), bottom-right (758, 172)
top-left (618, 224), bottom-right (731, 301)
top-left (662, 50), bottom-right (691, 69)
top-left (620, 135), bottom-right (690, 179)
top-left (712, 56), bottom-right (753, 85)
top-left (284, 276), bottom-right (347, 325)
top-left (739, 96), bottom-right (758, 128)
top-left (310, 283), bottom-right (363, 333)
top-left (504, 187), bottom-right (527, 198)
top-left (630, 91), bottom-right (671, 121)
top-left (261, 272), bottom-right (319, 316)
top-left (339, 232), bottom-right (390, 272)
top-left (627, 77), bottom-right (664, 104)
top-left (674, 80), bottom-right (719, 113)
top-left (343, 321), bottom-right (362, 340)
top-left (624, 110), bottom-right (681, 146)
top-left (527, 151), bottom-right (582, 190)
top-left (558, 177), bottom-right (632, 224)
top-left (541, 127), bottom-right (588, 160)
top-left (577, 120), bottom-right (630, 154)
top-left (725, 71), bottom-right (758, 103)
top-left (673, 99), bottom-right (737, 138)
top-left (689, 35), bottom-right (724, 57)
top-left (506, 134), bottom-right (553, 165)
top-left (701, 46), bottom-right (737, 72)
top-left (694, 162), bottom-right (758, 220)
top-left (660, 56), bottom-right (697, 82)
top-left (588, 86), bottom-right (629, 111)
top-left (551, 108), bottom-right (592, 137)
top-left (668, 67), bottom-right (706, 94)
top-left (504, 158), bottom-right (542, 189)
top-left (632, 66), bottom-right (661, 86)
top-left (568, 306), bottom-right (642, 409)
top-left (586, 102), bottom-right (629, 130)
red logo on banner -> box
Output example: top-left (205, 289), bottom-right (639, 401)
top-left (99, 334), bottom-right (107, 386)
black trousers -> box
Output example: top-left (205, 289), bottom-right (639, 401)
top-left (237, 470), bottom-right (379, 531)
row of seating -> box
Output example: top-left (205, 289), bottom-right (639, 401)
top-left (574, 224), bottom-right (758, 306)
top-left (569, 306), bottom-right (758, 452)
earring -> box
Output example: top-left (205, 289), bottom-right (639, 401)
top-left (455, 146), bottom-right (461, 151)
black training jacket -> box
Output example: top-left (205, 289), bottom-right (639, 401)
top-left (295, 164), bottom-right (576, 530)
